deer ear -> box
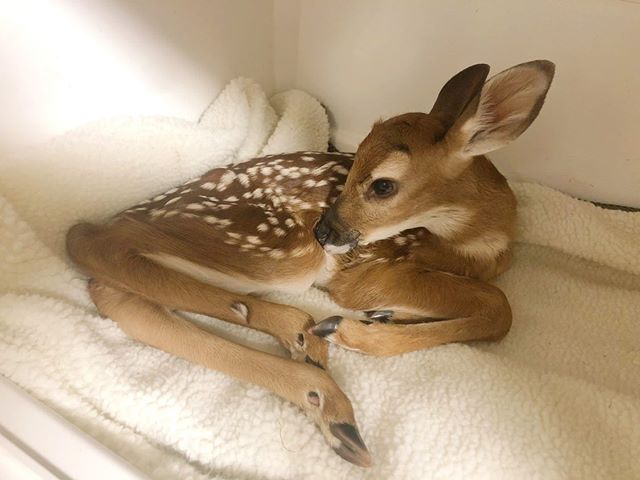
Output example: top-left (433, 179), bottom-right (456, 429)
top-left (430, 63), bottom-right (490, 132)
top-left (449, 60), bottom-right (555, 158)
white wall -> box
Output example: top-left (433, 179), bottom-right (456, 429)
top-left (3, 0), bottom-right (638, 207)
top-left (0, 0), bottom-right (275, 156)
top-left (285, 0), bottom-right (640, 208)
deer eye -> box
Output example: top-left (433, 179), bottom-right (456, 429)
top-left (370, 179), bottom-right (396, 198)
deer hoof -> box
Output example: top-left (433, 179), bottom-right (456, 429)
top-left (309, 316), bottom-right (342, 337)
top-left (330, 422), bottom-right (372, 468)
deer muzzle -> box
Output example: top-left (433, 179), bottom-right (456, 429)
top-left (314, 206), bottom-right (360, 254)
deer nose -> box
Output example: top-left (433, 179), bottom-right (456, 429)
top-left (314, 217), bottom-right (333, 246)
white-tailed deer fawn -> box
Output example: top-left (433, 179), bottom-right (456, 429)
top-left (66, 60), bottom-right (554, 467)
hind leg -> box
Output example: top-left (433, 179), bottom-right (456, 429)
top-left (88, 280), bottom-right (371, 466)
top-left (67, 222), bottom-right (327, 368)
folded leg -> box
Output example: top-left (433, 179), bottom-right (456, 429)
top-left (315, 261), bottom-right (512, 356)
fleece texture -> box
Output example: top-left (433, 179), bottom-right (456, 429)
top-left (0, 78), bottom-right (639, 480)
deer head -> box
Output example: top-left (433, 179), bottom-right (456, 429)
top-left (315, 60), bottom-right (555, 254)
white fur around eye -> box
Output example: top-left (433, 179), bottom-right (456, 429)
top-left (369, 151), bottom-right (411, 180)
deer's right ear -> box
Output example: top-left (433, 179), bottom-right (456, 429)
top-left (447, 60), bottom-right (556, 159)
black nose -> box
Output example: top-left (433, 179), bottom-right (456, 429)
top-left (314, 217), bottom-right (332, 246)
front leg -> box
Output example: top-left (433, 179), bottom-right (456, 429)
top-left (312, 262), bottom-right (512, 356)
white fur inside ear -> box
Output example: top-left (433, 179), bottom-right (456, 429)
top-left (461, 65), bottom-right (552, 157)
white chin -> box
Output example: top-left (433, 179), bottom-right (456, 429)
top-left (323, 243), bottom-right (353, 255)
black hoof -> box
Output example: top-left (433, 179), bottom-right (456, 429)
top-left (309, 316), bottom-right (342, 337)
top-left (330, 422), bottom-right (372, 468)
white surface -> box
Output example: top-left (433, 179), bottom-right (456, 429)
top-left (0, 78), bottom-right (639, 479)
top-left (0, 0), bottom-right (274, 156)
top-left (281, 0), bottom-right (640, 208)
top-left (0, 434), bottom-right (56, 480)
top-left (0, 376), bottom-right (146, 480)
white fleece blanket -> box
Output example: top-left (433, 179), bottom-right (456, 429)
top-left (1, 78), bottom-right (639, 480)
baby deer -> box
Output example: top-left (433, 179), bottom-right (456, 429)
top-left (66, 60), bottom-right (554, 467)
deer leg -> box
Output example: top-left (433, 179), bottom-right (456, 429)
top-left (87, 280), bottom-right (371, 467)
top-left (312, 262), bottom-right (512, 357)
top-left (67, 222), bottom-right (327, 368)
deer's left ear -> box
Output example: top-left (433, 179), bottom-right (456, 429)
top-left (448, 60), bottom-right (555, 158)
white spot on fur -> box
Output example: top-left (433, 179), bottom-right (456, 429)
top-left (164, 197), bottom-right (180, 206)
top-left (186, 203), bottom-right (204, 211)
top-left (237, 173), bottom-right (250, 187)
top-left (268, 249), bottom-right (286, 259)
top-left (274, 228), bottom-right (286, 237)
top-left (225, 196), bottom-right (239, 202)
top-left (216, 171), bottom-right (236, 191)
top-left (257, 223), bottom-right (269, 232)
top-left (204, 216), bottom-right (232, 227)
top-left (201, 182), bottom-right (216, 190)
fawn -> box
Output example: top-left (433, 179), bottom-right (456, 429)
top-left (66, 61), bottom-right (555, 467)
